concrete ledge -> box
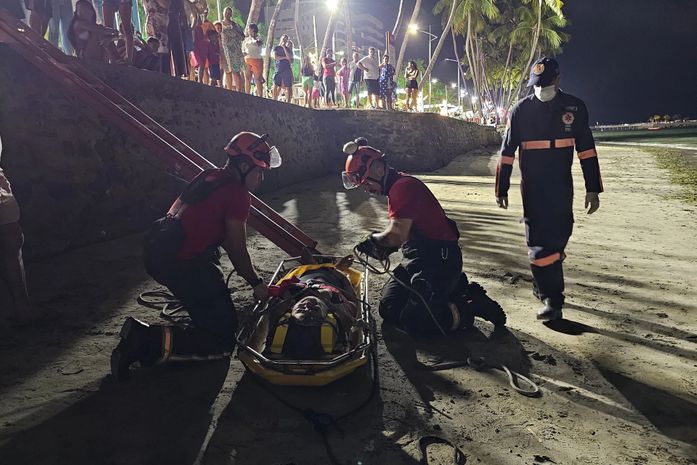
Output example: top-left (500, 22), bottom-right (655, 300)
top-left (0, 46), bottom-right (500, 258)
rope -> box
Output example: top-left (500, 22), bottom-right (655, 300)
top-left (251, 311), bottom-right (380, 465)
top-left (422, 357), bottom-right (541, 398)
top-left (351, 246), bottom-right (448, 336)
top-left (418, 435), bottom-right (467, 465)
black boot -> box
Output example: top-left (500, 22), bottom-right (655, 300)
top-left (537, 298), bottom-right (563, 321)
top-left (465, 282), bottom-right (507, 327)
top-left (111, 317), bottom-right (162, 381)
top-left (530, 261), bottom-right (565, 321)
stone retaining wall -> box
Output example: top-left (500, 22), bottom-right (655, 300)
top-left (0, 46), bottom-right (500, 258)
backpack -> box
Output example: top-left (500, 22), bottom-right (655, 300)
top-left (144, 169), bottom-right (235, 282)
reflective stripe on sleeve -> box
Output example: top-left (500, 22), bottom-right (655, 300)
top-left (161, 326), bottom-right (173, 362)
top-left (578, 148), bottom-right (598, 160)
top-left (501, 156), bottom-right (515, 165)
top-left (555, 138), bottom-right (575, 148)
top-left (521, 140), bottom-right (551, 150)
top-left (531, 253), bottom-right (561, 267)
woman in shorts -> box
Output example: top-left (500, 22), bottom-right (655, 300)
top-left (405, 60), bottom-right (420, 111)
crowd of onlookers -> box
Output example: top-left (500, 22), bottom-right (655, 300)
top-left (20, 0), bottom-right (428, 110)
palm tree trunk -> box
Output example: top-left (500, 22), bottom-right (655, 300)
top-left (498, 35), bottom-right (514, 109)
top-left (263, 0), bottom-right (288, 84)
top-left (394, 0), bottom-right (422, 84)
top-left (450, 28), bottom-right (468, 109)
top-left (320, 2), bottom-right (340, 58)
top-left (511, 0), bottom-right (542, 104)
top-left (246, 0), bottom-right (264, 30)
top-left (464, 15), bottom-right (484, 119)
top-left (392, 0), bottom-right (405, 36)
top-left (344, 0), bottom-right (352, 58)
top-left (419, 0), bottom-right (457, 89)
top-left (294, 0), bottom-right (302, 58)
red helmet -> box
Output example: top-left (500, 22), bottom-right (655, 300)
top-left (342, 146), bottom-right (383, 189)
top-left (224, 132), bottom-right (282, 170)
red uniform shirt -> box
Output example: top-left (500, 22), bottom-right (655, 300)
top-left (176, 171), bottom-right (251, 260)
top-left (387, 174), bottom-right (458, 242)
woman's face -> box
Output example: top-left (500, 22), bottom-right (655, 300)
top-left (383, 56), bottom-right (389, 64)
top-left (224, 8), bottom-right (232, 20)
top-left (248, 26), bottom-right (257, 37)
top-left (214, 23), bottom-right (222, 34)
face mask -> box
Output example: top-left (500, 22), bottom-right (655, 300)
top-left (534, 85), bottom-right (557, 102)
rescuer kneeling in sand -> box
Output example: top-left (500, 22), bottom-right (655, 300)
top-left (341, 139), bottom-right (506, 336)
top-left (111, 132), bottom-right (280, 380)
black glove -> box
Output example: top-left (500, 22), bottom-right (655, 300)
top-left (355, 233), bottom-right (398, 261)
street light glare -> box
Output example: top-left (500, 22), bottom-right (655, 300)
top-left (451, 82), bottom-right (457, 88)
top-left (408, 23), bottom-right (419, 33)
top-left (326, 0), bottom-right (339, 11)
top-left (431, 78), bottom-right (438, 83)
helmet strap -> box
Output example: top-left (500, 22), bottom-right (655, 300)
top-left (382, 166), bottom-right (400, 195)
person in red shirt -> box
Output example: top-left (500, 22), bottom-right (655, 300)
top-left (321, 48), bottom-right (337, 107)
top-left (342, 139), bottom-right (505, 336)
top-left (111, 132), bottom-right (282, 381)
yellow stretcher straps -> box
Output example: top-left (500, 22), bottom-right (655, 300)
top-left (269, 314), bottom-right (338, 355)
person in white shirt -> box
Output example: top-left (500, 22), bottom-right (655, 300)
top-left (357, 47), bottom-right (380, 109)
top-left (348, 51), bottom-right (363, 108)
top-left (242, 23), bottom-right (264, 97)
top-left (0, 136), bottom-right (30, 323)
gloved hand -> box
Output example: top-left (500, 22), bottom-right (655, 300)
top-left (585, 192), bottom-right (600, 214)
top-left (355, 233), bottom-right (397, 261)
top-left (496, 196), bottom-right (509, 209)
top-left (252, 282), bottom-right (269, 304)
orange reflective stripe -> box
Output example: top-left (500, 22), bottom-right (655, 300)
top-left (555, 138), bottom-right (575, 148)
top-left (501, 156), bottom-right (515, 165)
top-left (578, 148), bottom-right (597, 159)
top-left (531, 253), bottom-right (561, 267)
top-left (521, 140), bottom-right (551, 150)
top-left (161, 327), bottom-right (173, 362)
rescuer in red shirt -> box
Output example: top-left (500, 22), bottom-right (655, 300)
top-left (495, 57), bottom-right (603, 322)
top-left (111, 132), bottom-right (281, 381)
top-left (342, 140), bottom-right (506, 336)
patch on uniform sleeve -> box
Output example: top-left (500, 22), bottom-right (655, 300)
top-left (532, 63), bottom-right (545, 75)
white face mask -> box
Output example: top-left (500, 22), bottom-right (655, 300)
top-left (534, 85), bottom-right (557, 102)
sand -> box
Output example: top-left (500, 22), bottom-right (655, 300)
top-left (0, 144), bottom-right (696, 465)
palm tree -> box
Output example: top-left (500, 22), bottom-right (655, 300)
top-left (344, 0), bottom-right (353, 58)
top-left (319, 0), bottom-right (341, 58)
top-left (394, 0), bottom-right (422, 83)
top-left (441, 0), bottom-right (499, 118)
top-left (246, 0), bottom-right (264, 29)
top-left (263, 0), bottom-right (288, 83)
top-left (508, 1), bottom-right (567, 107)
top-left (392, 0), bottom-right (405, 37)
top-left (419, 0), bottom-right (458, 90)
top-left (294, 0), bottom-right (303, 58)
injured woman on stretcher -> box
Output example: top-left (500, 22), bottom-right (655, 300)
top-left (243, 255), bottom-right (367, 360)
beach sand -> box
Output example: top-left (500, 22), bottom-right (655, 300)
top-left (0, 143), bottom-right (696, 464)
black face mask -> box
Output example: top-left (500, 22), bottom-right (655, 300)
top-left (382, 167), bottom-right (400, 195)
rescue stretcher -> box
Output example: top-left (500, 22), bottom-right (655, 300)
top-left (236, 256), bottom-right (374, 386)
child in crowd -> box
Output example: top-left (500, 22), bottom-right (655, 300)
top-left (68, 0), bottom-right (120, 62)
top-left (206, 28), bottom-right (221, 87)
top-left (311, 74), bottom-right (322, 109)
top-left (337, 57), bottom-right (350, 108)
top-left (301, 55), bottom-right (315, 107)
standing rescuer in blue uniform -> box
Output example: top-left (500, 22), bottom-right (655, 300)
top-left (495, 57), bottom-right (603, 322)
